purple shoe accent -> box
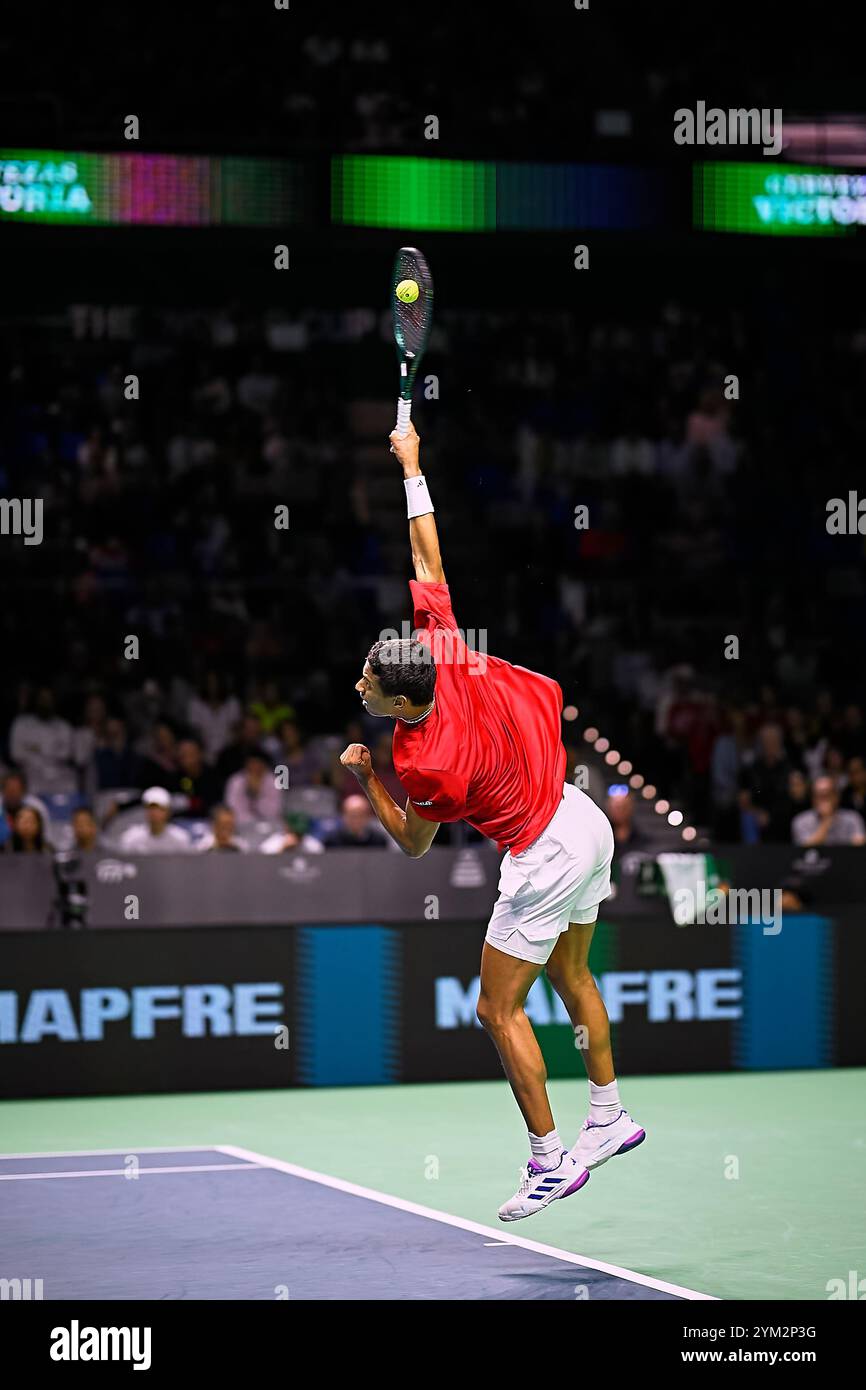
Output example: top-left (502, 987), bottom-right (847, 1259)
top-left (527, 1158), bottom-right (545, 1173)
top-left (585, 1109), bottom-right (626, 1130)
top-left (615, 1129), bottom-right (646, 1155)
top-left (561, 1168), bottom-right (591, 1197)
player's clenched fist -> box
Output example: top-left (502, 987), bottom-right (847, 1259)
top-left (340, 743), bottom-right (373, 781)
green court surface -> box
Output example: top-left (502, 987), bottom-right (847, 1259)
top-left (3, 1069), bottom-right (863, 1301)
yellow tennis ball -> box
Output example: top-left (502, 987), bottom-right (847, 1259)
top-left (396, 279), bottom-right (420, 304)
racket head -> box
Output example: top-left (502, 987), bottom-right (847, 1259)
top-left (391, 246), bottom-right (434, 401)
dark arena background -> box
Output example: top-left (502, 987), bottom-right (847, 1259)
top-left (1, 0), bottom-right (864, 1355)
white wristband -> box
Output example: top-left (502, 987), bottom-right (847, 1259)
top-left (405, 474), bottom-right (434, 519)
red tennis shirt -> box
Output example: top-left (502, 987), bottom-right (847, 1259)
top-left (391, 580), bottom-right (567, 853)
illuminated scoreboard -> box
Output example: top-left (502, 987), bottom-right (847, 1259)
top-left (0, 149), bottom-right (311, 227)
top-left (694, 162), bottom-right (866, 236)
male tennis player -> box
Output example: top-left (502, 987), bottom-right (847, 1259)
top-left (341, 424), bottom-right (645, 1220)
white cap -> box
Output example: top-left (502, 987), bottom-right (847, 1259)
top-left (142, 786), bottom-right (171, 809)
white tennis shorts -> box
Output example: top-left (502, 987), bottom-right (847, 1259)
top-left (484, 783), bottom-right (614, 966)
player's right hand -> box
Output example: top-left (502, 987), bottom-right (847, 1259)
top-left (340, 743), bottom-right (373, 781)
top-left (389, 421), bottom-right (421, 470)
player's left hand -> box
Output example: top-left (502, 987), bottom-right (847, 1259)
top-left (340, 743), bottom-right (373, 781)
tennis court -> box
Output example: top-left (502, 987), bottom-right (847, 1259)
top-left (3, 1070), bottom-right (862, 1302)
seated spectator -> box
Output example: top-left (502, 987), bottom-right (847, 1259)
top-left (4, 805), bottom-right (47, 853)
top-left (187, 673), bottom-right (242, 765)
top-left (738, 723), bottom-right (793, 843)
top-left (784, 769), bottom-right (812, 834)
top-left (118, 787), bottom-right (192, 854)
top-left (837, 704), bottom-right (865, 761)
top-left (249, 679), bottom-right (295, 736)
top-left (137, 720), bottom-right (179, 786)
top-left (198, 805), bottom-right (247, 853)
top-left (224, 750), bottom-right (283, 825)
top-left (841, 756), bottom-right (866, 817)
top-left (606, 786), bottom-right (650, 851)
top-left (9, 686), bottom-right (76, 795)
top-left (792, 776), bottom-right (866, 848)
top-left (0, 770), bottom-right (51, 847)
top-left (73, 693), bottom-right (109, 772)
top-left (321, 794), bottom-right (387, 849)
top-left (259, 811), bottom-right (324, 855)
top-left (71, 806), bottom-right (101, 853)
top-left (216, 714), bottom-right (266, 781)
top-left (266, 719), bottom-right (322, 788)
top-left (171, 737), bottom-right (223, 816)
top-left (93, 717), bottom-right (143, 790)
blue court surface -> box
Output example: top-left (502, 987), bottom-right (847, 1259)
top-left (1, 1145), bottom-right (713, 1301)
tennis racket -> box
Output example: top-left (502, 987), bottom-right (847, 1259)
top-left (391, 245), bottom-right (434, 438)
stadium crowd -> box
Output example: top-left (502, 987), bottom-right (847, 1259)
top-left (2, 295), bottom-right (865, 852)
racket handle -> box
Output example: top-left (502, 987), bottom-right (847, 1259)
top-left (394, 398), bottom-right (412, 438)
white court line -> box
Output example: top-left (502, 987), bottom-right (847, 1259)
top-left (215, 1143), bottom-right (718, 1301)
top-left (0, 1145), bottom-right (219, 1160)
top-left (0, 1163), bottom-right (262, 1182)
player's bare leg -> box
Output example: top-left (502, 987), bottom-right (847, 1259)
top-left (477, 942), bottom-right (553, 1134)
top-left (544, 921), bottom-right (614, 1085)
top-left (480, 941), bottom-right (591, 1220)
top-left (546, 921), bottom-right (646, 1170)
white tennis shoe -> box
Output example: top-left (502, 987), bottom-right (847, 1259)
top-left (567, 1109), bottom-right (646, 1171)
top-left (497, 1152), bottom-right (590, 1223)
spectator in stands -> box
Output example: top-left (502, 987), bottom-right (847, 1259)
top-left (837, 704), bottom-right (865, 761)
top-left (784, 769), bottom-right (812, 836)
top-left (0, 770), bottom-right (51, 848)
top-left (738, 723), bottom-right (793, 843)
top-left (710, 706), bottom-right (744, 839)
top-left (216, 714), bottom-right (267, 781)
top-left (73, 693), bottom-right (109, 776)
top-left (118, 786), bottom-right (192, 854)
top-left (224, 750), bottom-right (282, 825)
top-left (259, 811), bottom-right (324, 855)
top-left (266, 718), bottom-right (322, 789)
top-left (606, 786), bottom-right (650, 852)
top-left (841, 756), bottom-right (866, 818)
top-left (5, 805), bottom-right (46, 853)
top-left (93, 717), bottom-right (142, 791)
top-left (187, 672), bottom-right (242, 765)
top-left (792, 776), bottom-right (866, 848)
top-left (172, 737), bottom-right (222, 816)
top-left (321, 794), bottom-right (387, 849)
top-left (249, 679), bottom-right (294, 736)
top-left (9, 687), bottom-right (76, 795)
top-left (199, 805), bottom-right (247, 853)
top-left (71, 806), bottom-right (101, 853)
top-left (137, 720), bottom-right (179, 786)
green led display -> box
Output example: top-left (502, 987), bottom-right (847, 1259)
top-left (332, 155), bottom-right (496, 231)
top-left (694, 162), bottom-right (866, 236)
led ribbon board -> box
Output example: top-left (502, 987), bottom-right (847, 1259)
top-left (694, 161), bottom-right (866, 236)
top-left (332, 155), bottom-right (666, 231)
top-left (0, 150), bottom-right (310, 227)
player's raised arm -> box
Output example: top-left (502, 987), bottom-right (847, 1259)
top-left (389, 422), bottom-right (445, 584)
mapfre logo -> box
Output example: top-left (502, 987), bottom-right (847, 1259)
top-left (278, 856), bottom-right (321, 883)
top-left (96, 858), bottom-right (138, 883)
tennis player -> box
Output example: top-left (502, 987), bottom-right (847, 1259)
top-left (341, 424), bottom-right (645, 1220)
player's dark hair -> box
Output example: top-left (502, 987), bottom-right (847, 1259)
top-left (367, 638), bottom-right (436, 706)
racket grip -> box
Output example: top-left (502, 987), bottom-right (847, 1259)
top-left (394, 398), bottom-right (412, 438)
